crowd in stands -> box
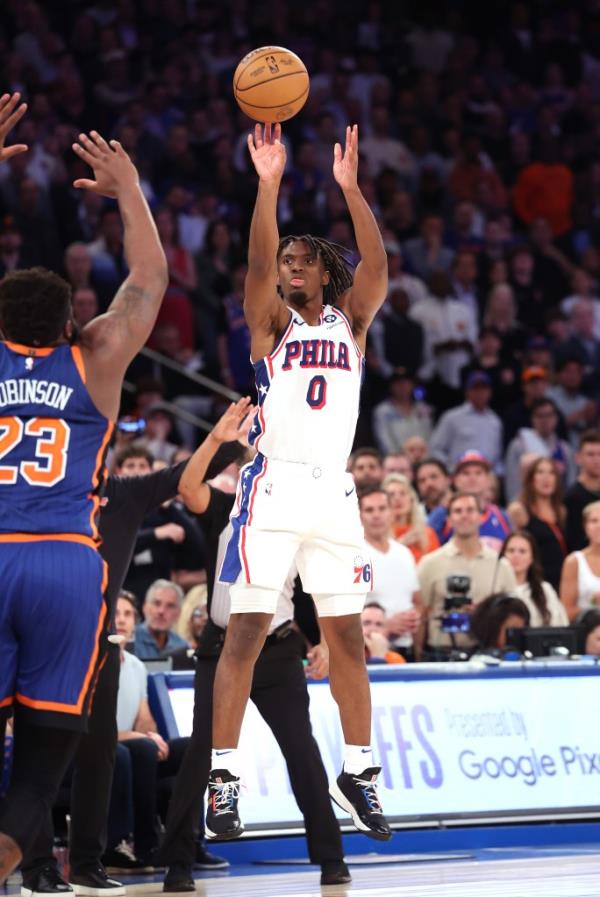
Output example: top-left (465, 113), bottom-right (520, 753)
top-left (6, 0), bottom-right (600, 867)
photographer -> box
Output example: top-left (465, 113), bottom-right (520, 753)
top-left (469, 593), bottom-right (531, 654)
top-left (417, 492), bottom-right (518, 654)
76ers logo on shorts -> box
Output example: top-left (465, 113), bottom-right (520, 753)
top-left (353, 555), bottom-right (372, 584)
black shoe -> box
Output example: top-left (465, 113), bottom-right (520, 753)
top-left (205, 769), bottom-right (244, 841)
top-left (320, 861), bottom-right (352, 886)
top-left (162, 864), bottom-right (195, 893)
top-left (194, 845), bottom-right (230, 870)
top-left (69, 865), bottom-right (125, 897)
top-left (329, 766), bottom-right (391, 841)
top-left (102, 842), bottom-right (154, 874)
top-left (22, 864), bottom-right (73, 897)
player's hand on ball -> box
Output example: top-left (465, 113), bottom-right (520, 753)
top-left (333, 124), bottom-right (359, 191)
top-left (0, 92), bottom-right (28, 163)
top-left (247, 123), bottom-right (286, 183)
top-left (72, 131), bottom-right (139, 198)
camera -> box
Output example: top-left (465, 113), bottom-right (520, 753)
top-left (441, 574), bottom-right (472, 633)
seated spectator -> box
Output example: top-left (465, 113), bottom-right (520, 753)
top-left (428, 451), bottom-right (511, 551)
top-left (382, 450), bottom-right (413, 480)
top-left (361, 603), bottom-right (405, 665)
top-left (372, 367), bottom-right (433, 455)
top-left (87, 207), bottom-right (128, 300)
top-left (170, 603), bottom-right (209, 671)
top-left (403, 435), bottom-right (428, 468)
top-left (71, 285), bottom-right (99, 328)
top-left (505, 398), bottom-right (576, 501)
top-left (63, 241), bottom-right (93, 294)
top-left (382, 473), bottom-right (440, 562)
top-left (578, 608), bottom-right (600, 655)
top-left (385, 243), bottom-right (427, 306)
top-left (507, 457), bottom-right (568, 590)
top-left (565, 429), bottom-right (600, 551)
top-left (403, 214), bottom-right (455, 280)
top-left (134, 580), bottom-right (188, 660)
top-left (469, 593), bottom-right (531, 654)
top-left (503, 366), bottom-right (551, 448)
top-left (348, 447), bottom-right (383, 488)
top-left (359, 487), bottom-right (423, 659)
top-left (560, 268), bottom-right (600, 338)
top-left (557, 300), bottom-right (600, 391)
top-left (195, 219), bottom-right (240, 371)
top-left (560, 501), bottom-right (600, 621)
top-left (482, 282), bottom-right (527, 360)
top-left (369, 288), bottom-right (426, 379)
top-left (513, 143), bottom-right (573, 237)
top-left (415, 458), bottom-right (451, 516)
top-left (547, 357), bottom-right (597, 449)
top-left (500, 531), bottom-right (569, 626)
top-left (429, 371), bottom-right (503, 473)
top-left (142, 403), bottom-right (180, 464)
top-left (105, 592), bottom-right (189, 868)
top-left (418, 492), bottom-right (517, 653)
top-left (448, 132), bottom-right (507, 211)
top-left (460, 325), bottom-right (520, 412)
top-left (217, 261), bottom-right (252, 393)
top-left (451, 250), bottom-right (480, 322)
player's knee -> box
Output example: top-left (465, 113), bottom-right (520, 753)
top-left (223, 612), bottom-right (271, 661)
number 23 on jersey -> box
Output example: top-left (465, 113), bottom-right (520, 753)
top-left (0, 416), bottom-right (70, 486)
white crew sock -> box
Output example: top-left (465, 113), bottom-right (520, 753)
top-left (343, 744), bottom-right (373, 775)
top-left (211, 748), bottom-right (240, 776)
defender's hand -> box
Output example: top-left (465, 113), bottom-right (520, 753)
top-left (333, 124), bottom-right (359, 191)
top-left (212, 397), bottom-right (254, 444)
top-left (72, 131), bottom-right (139, 198)
top-left (0, 93), bottom-right (28, 163)
top-left (247, 123), bottom-right (287, 183)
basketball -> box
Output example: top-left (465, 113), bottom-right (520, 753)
top-left (233, 46), bottom-right (309, 123)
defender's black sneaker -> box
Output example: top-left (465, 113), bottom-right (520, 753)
top-left (329, 766), bottom-right (391, 841)
top-left (205, 769), bottom-right (243, 841)
top-left (193, 844), bottom-right (229, 870)
top-left (21, 864), bottom-right (73, 897)
top-left (162, 864), bottom-right (195, 893)
top-left (69, 864), bottom-right (126, 897)
top-left (320, 860), bottom-right (352, 886)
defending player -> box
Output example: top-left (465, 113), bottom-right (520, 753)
top-left (0, 94), bottom-right (167, 883)
top-left (207, 123), bottom-right (391, 841)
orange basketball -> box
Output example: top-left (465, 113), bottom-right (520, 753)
top-left (233, 46), bottom-right (309, 123)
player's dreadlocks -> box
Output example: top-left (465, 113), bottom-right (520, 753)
top-left (277, 235), bottom-right (355, 305)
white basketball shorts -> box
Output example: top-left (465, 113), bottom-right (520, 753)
top-left (219, 453), bottom-right (373, 597)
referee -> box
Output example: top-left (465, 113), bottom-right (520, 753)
top-left (20, 401), bottom-right (251, 897)
top-left (157, 425), bottom-right (351, 889)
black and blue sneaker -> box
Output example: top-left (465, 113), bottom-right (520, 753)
top-left (329, 766), bottom-right (391, 841)
top-left (205, 769), bottom-right (244, 841)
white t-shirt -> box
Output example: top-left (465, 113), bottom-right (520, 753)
top-left (368, 539), bottom-right (419, 646)
top-left (117, 651), bottom-right (148, 733)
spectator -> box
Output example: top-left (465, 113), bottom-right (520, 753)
top-left (505, 398), bottom-right (576, 502)
top-left (63, 241), bottom-right (93, 293)
top-left (0, 221), bottom-right (25, 276)
top-left (217, 261), bottom-right (252, 393)
top-left (429, 451), bottom-right (512, 551)
top-left (87, 207), bottom-right (128, 300)
top-left (385, 243), bottom-right (427, 306)
top-left (403, 215), bottom-right (455, 280)
top-left (361, 604), bottom-right (405, 665)
top-left (369, 288), bottom-right (425, 377)
top-left (547, 357), bottom-right (597, 449)
top-left (429, 371), bottom-right (503, 473)
top-left (194, 219), bottom-right (240, 371)
top-left (141, 404), bottom-right (180, 464)
top-left (507, 457), bottom-right (568, 590)
top-left (460, 325), bottom-right (520, 412)
top-left (360, 107), bottom-right (415, 180)
top-left (503, 366), bottom-right (551, 448)
top-left (417, 492), bottom-right (517, 652)
top-left (451, 250), bottom-right (481, 321)
top-left (469, 593), bottom-right (531, 653)
top-left (169, 604), bottom-right (209, 671)
top-left (382, 450), bottom-right (413, 480)
top-left (565, 430), bottom-right (600, 551)
top-left (513, 142), bottom-right (574, 236)
top-left (71, 286), bottom-right (99, 329)
top-left (382, 473), bottom-right (439, 563)
top-left (134, 580), bottom-right (188, 660)
top-left (415, 458), bottom-right (451, 516)
top-left (106, 592), bottom-right (189, 868)
top-left (560, 501), bottom-right (600, 622)
top-left (403, 435), bottom-right (429, 468)
top-left (348, 447), bottom-right (383, 488)
top-left (578, 608), bottom-right (600, 656)
top-left (558, 300), bottom-right (600, 391)
top-left (359, 487), bottom-right (422, 659)
top-left (482, 282), bottom-right (527, 359)
top-left (500, 531), bottom-right (569, 627)
top-left (372, 368), bottom-right (433, 455)
top-left (560, 269), bottom-right (600, 338)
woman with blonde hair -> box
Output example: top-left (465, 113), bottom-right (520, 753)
top-left (560, 500), bottom-right (600, 621)
top-left (382, 473), bottom-right (439, 562)
top-left (508, 456), bottom-right (567, 590)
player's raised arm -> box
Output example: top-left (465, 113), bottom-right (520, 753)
top-left (334, 125), bottom-right (388, 342)
top-left (245, 123), bottom-right (290, 357)
top-left (72, 131), bottom-right (168, 415)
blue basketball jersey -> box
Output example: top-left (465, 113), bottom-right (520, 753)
top-left (0, 341), bottom-right (113, 540)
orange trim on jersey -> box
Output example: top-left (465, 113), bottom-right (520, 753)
top-left (0, 696), bottom-right (13, 708)
top-left (88, 421), bottom-right (114, 540)
top-left (3, 341), bottom-right (55, 357)
top-left (15, 561), bottom-right (108, 715)
top-left (0, 532), bottom-right (97, 549)
top-left (70, 345), bottom-right (87, 384)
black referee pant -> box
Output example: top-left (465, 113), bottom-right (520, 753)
top-left (22, 643), bottom-right (120, 876)
top-left (159, 630), bottom-right (344, 867)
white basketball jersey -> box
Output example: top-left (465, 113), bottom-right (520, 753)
top-left (249, 305), bottom-right (364, 467)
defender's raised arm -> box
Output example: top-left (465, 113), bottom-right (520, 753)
top-left (245, 123), bottom-right (290, 359)
top-left (334, 125), bottom-right (388, 346)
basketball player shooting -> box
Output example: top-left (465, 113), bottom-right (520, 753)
top-left (207, 122), bottom-right (391, 842)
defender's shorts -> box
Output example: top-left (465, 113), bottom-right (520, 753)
top-left (0, 537), bottom-right (107, 730)
top-left (220, 453), bottom-right (373, 596)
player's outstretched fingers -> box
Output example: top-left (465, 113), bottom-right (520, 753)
top-left (109, 139), bottom-right (127, 156)
top-left (78, 133), bottom-right (103, 158)
top-left (90, 130), bottom-right (111, 154)
top-left (72, 141), bottom-right (98, 168)
top-left (254, 123), bottom-right (263, 148)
